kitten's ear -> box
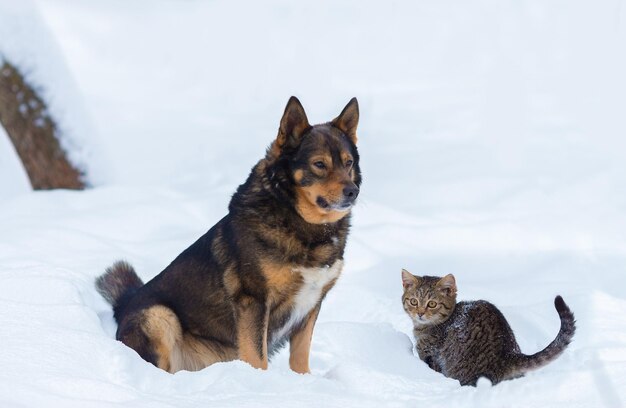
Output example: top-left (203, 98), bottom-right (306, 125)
top-left (436, 274), bottom-right (457, 297)
top-left (402, 269), bottom-right (420, 289)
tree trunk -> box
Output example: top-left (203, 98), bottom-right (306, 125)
top-left (0, 61), bottom-right (85, 190)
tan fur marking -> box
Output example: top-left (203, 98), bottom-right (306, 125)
top-left (223, 267), bottom-right (241, 296)
top-left (262, 261), bottom-right (295, 290)
top-left (142, 306), bottom-right (183, 373)
top-left (325, 178), bottom-right (346, 199)
top-left (294, 184), bottom-right (349, 224)
top-left (237, 297), bottom-right (269, 370)
top-left (294, 169), bottom-right (304, 184)
top-left (260, 260), bottom-right (302, 306)
top-left (141, 305), bottom-right (238, 373)
top-left (340, 152), bottom-right (353, 164)
top-left (169, 334), bottom-right (237, 372)
top-left (289, 307), bottom-right (320, 374)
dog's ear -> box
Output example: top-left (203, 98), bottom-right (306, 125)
top-left (332, 97), bottom-right (359, 144)
top-left (271, 96), bottom-right (310, 157)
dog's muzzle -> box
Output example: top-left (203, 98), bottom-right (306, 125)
top-left (316, 184), bottom-right (359, 212)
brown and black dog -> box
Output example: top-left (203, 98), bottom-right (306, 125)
top-left (96, 97), bottom-right (361, 374)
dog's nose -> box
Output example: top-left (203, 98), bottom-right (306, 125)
top-left (343, 186), bottom-right (359, 200)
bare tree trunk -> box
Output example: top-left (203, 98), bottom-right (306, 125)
top-left (0, 61), bottom-right (85, 190)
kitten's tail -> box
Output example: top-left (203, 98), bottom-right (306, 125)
top-left (510, 296), bottom-right (576, 377)
top-left (95, 260), bottom-right (143, 317)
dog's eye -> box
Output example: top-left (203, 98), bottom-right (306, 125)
top-left (313, 161), bottom-right (326, 170)
top-left (409, 299), bottom-right (418, 306)
top-left (345, 159), bottom-right (353, 167)
top-left (427, 301), bottom-right (437, 308)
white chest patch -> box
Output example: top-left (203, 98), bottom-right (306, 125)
top-left (270, 259), bottom-right (343, 346)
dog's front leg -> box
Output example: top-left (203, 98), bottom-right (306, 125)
top-left (289, 305), bottom-right (320, 374)
top-left (235, 295), bottom-right (269, 369)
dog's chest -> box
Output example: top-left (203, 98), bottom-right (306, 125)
top-left (270, 259), bottom-right (343, 345)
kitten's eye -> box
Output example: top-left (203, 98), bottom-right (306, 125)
top-left (427, 301), bottom-right (437, 308)
top-left (313, 161), bottom-right (326, 170)
top-left (409, 299), bottom-right (418, 306)
top-left (345, 159), bottom-right (353, 167)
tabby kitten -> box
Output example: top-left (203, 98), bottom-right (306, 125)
top-left (401, 269), bottom-right (576, 386)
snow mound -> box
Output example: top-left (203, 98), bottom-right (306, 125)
top-left (0, 0), bottom-right (108, 187)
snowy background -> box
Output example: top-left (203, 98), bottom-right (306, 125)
top-left (1, 0), bottom-right (626, 406)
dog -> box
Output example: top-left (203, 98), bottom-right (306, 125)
top-left (96, 96), bottom-right (361, 374)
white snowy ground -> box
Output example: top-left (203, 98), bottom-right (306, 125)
top-left (1, 0), bottom-right (626, 407)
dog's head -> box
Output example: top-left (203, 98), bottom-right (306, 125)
top-left (268, 97), bottom-right (362, 224)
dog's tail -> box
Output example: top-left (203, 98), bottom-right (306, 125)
top-left (95, 260), bottom-right (143, 314)
top-left (508, 296), bottom-right (576, 378)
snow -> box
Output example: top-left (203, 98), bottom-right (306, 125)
top-left (1, 0), bottom-right (626, 407)
top-left (0, 125), bottom-right (30, 197)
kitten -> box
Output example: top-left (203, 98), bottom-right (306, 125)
top-left (401, 269), bottom-right (576, 386)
